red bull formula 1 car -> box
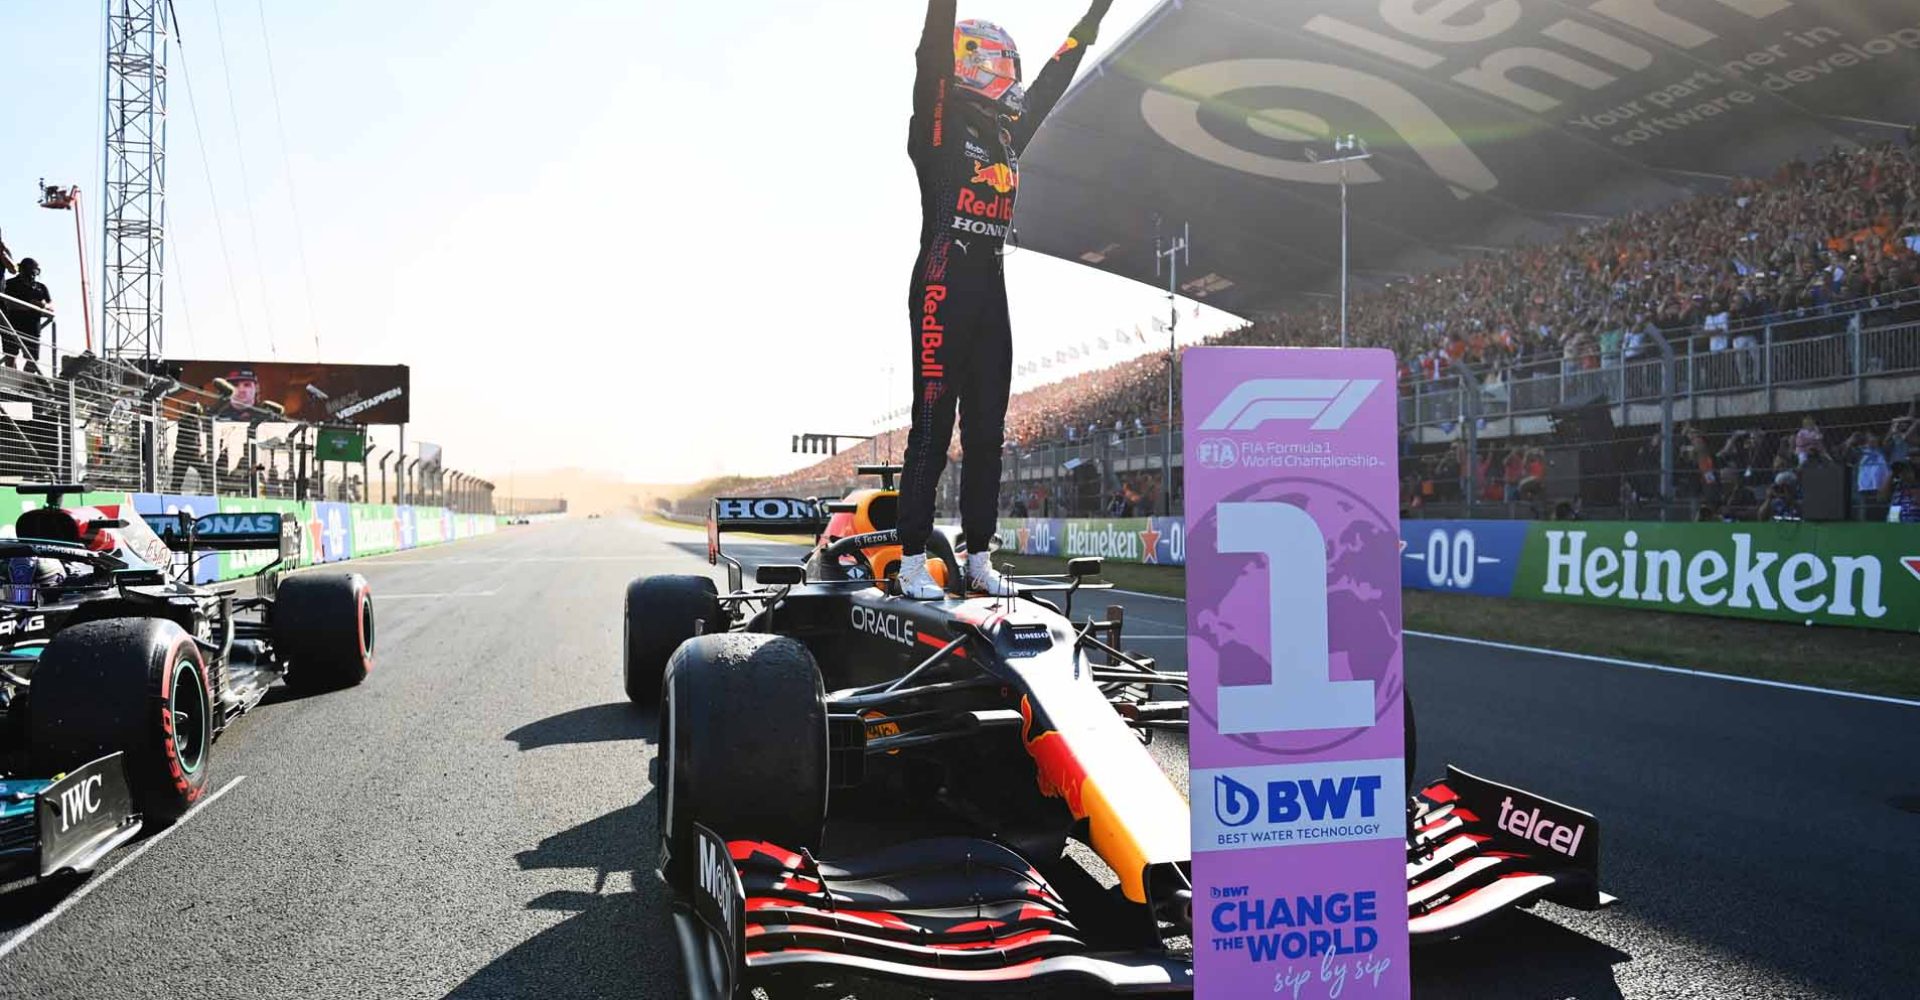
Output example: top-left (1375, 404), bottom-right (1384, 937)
top-left (0, 485), bottom-right (374, 880)
top-left (623, 468), bottom-right (1604, 997)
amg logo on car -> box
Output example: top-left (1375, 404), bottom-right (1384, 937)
top-left (58, 775), bottom-right (105, 834)
top-left (1498, 795), bottom-right (1587, 858)
top-left (696, 832), bottom-right (740, 944)
top-left (850, 606), bottom-right (915, 646)
top-left (0, 615), bottom-right (47, 637)
top-left (714, 498), bottom-right (817, 522)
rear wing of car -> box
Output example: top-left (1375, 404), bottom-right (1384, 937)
top-left (706, 496), bottom-right (829, 568)
top-left (144, 511), bottom-right (299, 558)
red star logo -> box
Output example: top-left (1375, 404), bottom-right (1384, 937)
top-left (1903, 556), bottom-right (1920, 583)
top-left (1017, 527), bottom-right (1031, 553)
top-left (1139, 524), bottom-right (1163, 564)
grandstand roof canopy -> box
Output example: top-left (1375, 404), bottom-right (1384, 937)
top-left (1017, 0), bottom-right (1920, 317)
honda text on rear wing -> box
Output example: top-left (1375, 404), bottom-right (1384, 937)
top-left (707, 497), bottom-right (831, 590)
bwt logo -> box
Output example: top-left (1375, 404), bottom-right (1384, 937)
top-left (1199, 379), bottom-right (1379, 432)
top-left (1196, 437), bottom-right (1239, 469)
top-left (1213, 773), bottom-right (1383, 828)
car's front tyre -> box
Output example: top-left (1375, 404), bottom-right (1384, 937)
top-left (30, 618), bottom-right (214, 825)
top-left (656, 633), bottom-right (826, 880)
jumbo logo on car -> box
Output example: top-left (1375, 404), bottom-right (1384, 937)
top-left (851, 606), bottom-right (915, 646)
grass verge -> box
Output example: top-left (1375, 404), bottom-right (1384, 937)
top-left (988, 554), bottom-right (1920, 701)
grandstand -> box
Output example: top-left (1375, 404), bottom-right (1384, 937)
top-left (716, 139), bottom-right (1920, 525)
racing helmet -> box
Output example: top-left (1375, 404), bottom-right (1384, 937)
top-left (954, 19), bottom-right (1024, 113)
top-left (4, 557), bottom-right (66, 605)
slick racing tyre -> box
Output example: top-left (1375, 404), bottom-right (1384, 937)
top-left (658, 634), bottom-right (826, 875)
top-left (30, 618), bottom-right (214, 825)
top-left (274, 573), bottom-right (375, 692)
top-left (624, 575), bottom-right (722, 706)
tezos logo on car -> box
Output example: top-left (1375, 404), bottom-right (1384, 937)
top-left (850, 606), bottom-right (915, 646)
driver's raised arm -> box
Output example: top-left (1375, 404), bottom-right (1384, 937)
top-left (909, 0), bottom-right (959, 156)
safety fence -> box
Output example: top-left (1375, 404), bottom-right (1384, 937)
top-left (992, 515), bottom-right (1919, 633)
top-left (0, 336), bottom-right (494, 512)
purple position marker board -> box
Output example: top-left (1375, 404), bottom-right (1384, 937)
top-left (1184, 348), bottom-right (1409, 999)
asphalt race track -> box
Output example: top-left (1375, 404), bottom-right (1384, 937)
top-left (2, 517), bottom-right (1917, 999)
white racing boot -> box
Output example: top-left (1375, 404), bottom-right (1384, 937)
top-left (897, 553), bottom-right (946, 600)
top-left (966, 552), bottom-right (1016, 597)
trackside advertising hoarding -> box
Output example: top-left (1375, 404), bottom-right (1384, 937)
top-left (1514, 522), bottom-right (1920, 631)
top-left (1184, 349), bottom-right (1409, 998)
top-left (0, 487), bottom-right (497, 583)
top-left (1001, 513), bottom-right (1918, 633)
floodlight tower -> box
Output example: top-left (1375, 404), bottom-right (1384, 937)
top-left (100, 0), bottom-right (170, 363)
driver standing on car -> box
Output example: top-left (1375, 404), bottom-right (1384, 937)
top-left (897, 0), bottom-right (1113, 600)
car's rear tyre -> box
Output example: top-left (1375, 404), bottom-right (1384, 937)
top-left (624, 575), bottom-right (722, 706)
top-left (274, 573), bottom-right (375, 692)
top-left (658, 634), bottom-right (826, 874)
top-left (30, 618), bottom-right (214, 825)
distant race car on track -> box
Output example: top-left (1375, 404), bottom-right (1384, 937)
top-left (0, 484), bottom-right (374, 880)
top-left (624, 467), bottom-right (1607, 997)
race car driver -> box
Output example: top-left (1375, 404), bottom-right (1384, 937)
top-left (897, 0), bottom-right (1113, 600)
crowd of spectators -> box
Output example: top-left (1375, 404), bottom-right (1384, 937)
top-left (1403, 404), bottom-right (1920, 524)
top-left (750, 137), bottom-right (1920, 512)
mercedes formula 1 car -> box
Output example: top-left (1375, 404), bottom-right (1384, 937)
top-left (0, 485), bottom-right (374, 880)
top-left (623, 467), bottom-right (1604, 997)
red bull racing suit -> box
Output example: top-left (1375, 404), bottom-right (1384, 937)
top-left (900, 0), bottom-right (1109, 558)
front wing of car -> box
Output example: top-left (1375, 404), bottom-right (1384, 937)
top-left (0, 753), bottom-right (143, 879)
top-left (671, 824), bottom-right (1192, 998)
top-left (1409, 766), bottom-right (1607, 938)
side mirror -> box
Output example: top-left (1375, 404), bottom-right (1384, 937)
top-left (755, 564), bottom-right (807, 586)
top-left (1068, 557), bottom-right (1102, 579)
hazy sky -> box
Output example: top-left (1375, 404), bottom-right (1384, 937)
top-left (1, 0), bottom-right (1239, 482)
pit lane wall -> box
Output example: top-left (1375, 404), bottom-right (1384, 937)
top-left (1000, 517), bottom-right (1920, 633)
top-left (0, 486), bottom-right (499, 584)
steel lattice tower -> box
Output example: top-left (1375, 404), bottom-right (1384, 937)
top-left (101, 0), bottom-right (168, 362)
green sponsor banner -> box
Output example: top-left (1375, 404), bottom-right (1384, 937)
top-left (315, 426), bottom-right (367, 463)
top-left (216, 497), bottom-right (310, 576)
top-left (351, 504), bottom-right (401, 556)
top-left (1061, 518), bottom-right (1151, 563)
top-left (1515, 522), bottom-right (1920, 632)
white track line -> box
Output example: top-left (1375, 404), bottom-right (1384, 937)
top-left (0, 775), bottom-right (249, 963)
top-left (1405, 631), bottom-right (1920, 710)
top-left (1109, 587), bottom-right (1918, 709)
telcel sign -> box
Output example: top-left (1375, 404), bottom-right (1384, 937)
top-left (1185, 348), bottom-right (1409, 998)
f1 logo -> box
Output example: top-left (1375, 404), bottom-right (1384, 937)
top-left (1199, 379), bottom-right (1379, 432)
